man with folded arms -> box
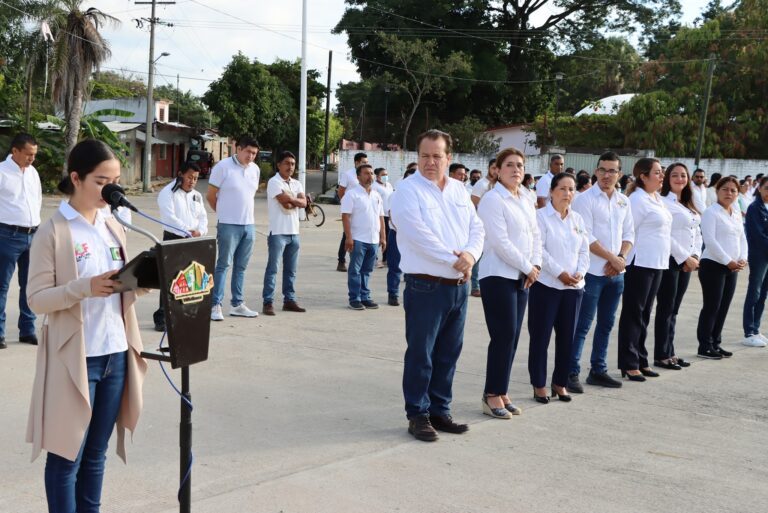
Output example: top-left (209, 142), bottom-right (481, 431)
top-left (390, 130), bottom-right (484, 442)
top-left (0, 133), bottom-right (41, 349)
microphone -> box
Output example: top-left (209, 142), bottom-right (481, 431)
top-left (102, 183), bottom-right (139, 212)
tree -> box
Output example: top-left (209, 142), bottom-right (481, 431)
top-left (154, 84), bottom-right (212, 128)
top-left (440, 116), bottom-right (499, 155)
top-left (49, 1), bottom-right (118, 170)
top-left (90, 70), bottom-right (146, 98)
top-left (377, 33), bottom-right (471, 149)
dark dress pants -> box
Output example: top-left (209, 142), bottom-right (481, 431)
top-left (654, 257), bottom-right (692, 361)
top-left (617, 264), bottom-right (663, 370)
top-left (697, 259), bottom-right (738, 351)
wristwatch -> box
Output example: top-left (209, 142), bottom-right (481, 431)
top-left (617, 253), bottom-right (625, 260)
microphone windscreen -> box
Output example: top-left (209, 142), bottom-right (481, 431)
top-left (101, 183), bottom-right (126, 208)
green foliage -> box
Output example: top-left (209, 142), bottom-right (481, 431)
top-left (90, 70), bottom-right (146, 99)
top-left (527, 114), bottom-right (625, 150)
top-left (154, 84), bottom-right (212, 128)
top-left (440, 116), bottom-right (500, 155)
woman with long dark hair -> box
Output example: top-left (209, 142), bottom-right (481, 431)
top-left (617, 158), bottom-right (672, 381)
top-left (653, 163), bottom-right (701, 369)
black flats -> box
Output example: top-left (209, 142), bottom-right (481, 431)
top-left (654, 360), bottom-right (682, 370)
top-left (640, 367), bottom-right (660, 377)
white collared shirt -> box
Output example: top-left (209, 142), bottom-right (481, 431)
top-left (662, 194), bottom-right (703, 265)
top-left (471, 176), bottom-right (493, 201)
top-left (158, 181), bottom-right (209, 237)
top-left (535, 171), bottom-right (555, 201)
top-left (339, 168), bottom-right (359, 189)
top-left (340, 186), bottom-right (384, 244)
top-left (208, 155), bottom-right (260, 225)
top-left (266, 174), bottom-right (304, 235)
top-left (691, 183), bottom-right (707, 214)
top-left (705, 187), bottom-right (717, 207)
top-left (626, 189), bottom-right (672, 269)
top-left (390, 171), bottom-right (484, 279)
top-left (372, 180), bottom-right (394, 215)
top-left (701, 203), bottom-right (748, 265)
top-left (477, 183), bottom-right (542, 281)
top-left (0, 154), bottom-right (42, 227)
top-left (59, 201), bottom-right (128, 357)
top-left (571, 186), bottom-right (634, 276)
top-left (536, 204), bottom-right (590, 290)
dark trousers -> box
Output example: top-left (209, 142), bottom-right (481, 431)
top-left (480, 276), bottom-right (528, 394)
top-left (617, 265), bottom-right (663, 370)
top-left (527, 282), bottom-right (583, 388)
top-left (653, 257), bottom-right (692, 361)
top-left (338, 232), bottom-right (346, 263)
top-left (0, 225), bottom-right (36, 339)
top-left (402, 275), bottom-right (468, 418)
top-left (382, 217), bottom-right (391, 262)
top-left (386, 229), bottom-right (401, 298)
top-left (697, 259), bottom-right (738, 351)
top-left (743, 252), bottom-right (768, 337)
top-left (153, 231), bottom-right (186, 327)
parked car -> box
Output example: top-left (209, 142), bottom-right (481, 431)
top-left (186, 149), bottom-right (213, 178)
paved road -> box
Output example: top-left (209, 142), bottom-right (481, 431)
top-left (1, 182), bottom-right (766, 513)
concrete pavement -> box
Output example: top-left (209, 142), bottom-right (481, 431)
top-left (2, 173), bottom-right (767, 513)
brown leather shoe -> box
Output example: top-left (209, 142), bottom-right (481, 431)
top-left (263, 303), bottom-right (276, 316)
top-left (408, 416), bottom-right (438, 442)
top-left (471, 289), bottom-right (481, 298)
top-left (283, 301), bottom-right (306, 312)
top-left (429, 414), bottom-right (469, 434)
top-left (336, 261), bottom-right (347, 272)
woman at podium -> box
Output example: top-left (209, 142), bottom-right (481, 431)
top-left (25, 139), bottom-right (147, 512)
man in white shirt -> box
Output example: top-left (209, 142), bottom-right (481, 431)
top-left (536, 154), bottom-right (565, 208)
top-left (372, 167), bottom-right (394, 267)
top-left (206, 136), bottom-right (261, 321)
top-left (262, 151), bottom-right (307, 316)
top-left (568, 151), bottom-right (635, 392)
top-left (341, 164), bottom-right (385, 310)
top-left (691, 168), bottom-right (708, 213)
top-left (153, 162), bottom-right (208, 331)
top-left (0, 133), bottom-right (42, 348)
top-left (467, 169), bottom-right (482, 194)
top-left (336, 152), bottom-right (368, 272)
top-left (448, 163), bottom-right (468, 186)
top-left (390, 130), bottom-right (484, 442)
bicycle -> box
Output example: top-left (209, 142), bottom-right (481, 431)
top-left (303, 193), bottom-right (326, 227)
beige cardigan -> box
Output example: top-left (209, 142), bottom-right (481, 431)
top-left (26, 210), bottom-right (147, 462)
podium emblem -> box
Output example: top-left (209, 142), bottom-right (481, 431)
top-left (170, 261), bottom-right (214, 304)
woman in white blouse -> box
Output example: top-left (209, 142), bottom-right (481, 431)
top-left (528, 173), bottom-right (589, 403)
top-left (477, 147), bottom-right (541, 419)
top-left (617, 158), bottom-right (672, 381)
top-left (697, 176), bottom-right (748, 359)
top-left (654, 163), bottom-right (702, 370)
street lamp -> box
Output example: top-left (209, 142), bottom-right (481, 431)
top-left (142, 50), bottom-right (170, 192)
top-left (383, 85), bottom-right (390, 151)
top-left (553, 72), bottom-right (564, 147)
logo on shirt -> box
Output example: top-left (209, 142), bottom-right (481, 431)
top-left (170, 261), bottom-right (214, 304)
top-left (110, 247), bottom-right (123, 261)
top-left (74, 242), bottom-right (91, 262)
top-left (617, 199), bottom-right (627, 208)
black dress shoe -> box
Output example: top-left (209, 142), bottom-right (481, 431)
top-left (654, 360), bottom-right (682, 370)
top-left (408, 416), bottom-right (439, 442)
top-left (19, 334), bottom-right (38, 345)
top-left (715, 346), bottom-right (733, 358)
top-left (697, 348), bottom-right (723, 360)
top-left (640, 367), bottom-right (660, 377)
top-left (0, 337), bottom-right (6, 349)
top-left (586, 370), bottom-right (623, 388)
top-left (532, 388), bottom-right (550, 404)
top-left (551, 387), bottom-right (572, 402)
top-left (388, 296), bottom-right (400, 306)
top-left (566, 373), bottom-right (584, 394)
top-left (675, 358), bottom-right (691, 367)
top-left (621, 370), bottom-right (646, 382)
top-left (429, 414), bottom-right (469, 433)
top-left (361, 300), bottom-right (379, 309)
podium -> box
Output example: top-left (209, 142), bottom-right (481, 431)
top-left (116, 236), bottom-right (216, 513)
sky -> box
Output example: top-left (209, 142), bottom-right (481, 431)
top-left (93, 0), bottom-right (712, 104)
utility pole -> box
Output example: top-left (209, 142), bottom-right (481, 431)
top-left (553, 72), bottom-right (564, 147)
top-left (298, 0), bottom-right (308, 190)
top-left (176, 73), bottom-right (180, 124)
top-left (322, 50), bottom-right (332, 193)
top-left (136, 0), bottom-right (175, 192)
top-left (695, 54), bottom-right (717, 168)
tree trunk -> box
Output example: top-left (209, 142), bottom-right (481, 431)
top-left (24, 73), bottom-right (33, 131)
top-left (402, 91), bottom-right (422, 151)
top-left (63, 88), bottom-right (83, 176)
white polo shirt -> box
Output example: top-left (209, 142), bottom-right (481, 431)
top-left (0, 154), bottom-right (42, 227)
top-left (267, 174), bottom-right (304, 236)
top-left (340, 186), bottom-right (384, 244)
top-left (477, 183), bottom-right (542, 281)
top-left (536, 204), bottom-right (590, 290)
top-left (372, 180), bottom-right (394, 216)
top-left (158, 181), bottom-right (209, 237)
top-left (572, 185), bottom-right (635, 276)
top-left (662, 194), bottom-right (702, 265)
top-left (626, 188), bottom-right (672, 270)
top-left (471, 176), bottom-right (493, 202)
top-left (536, 171), bottom-right (555, 202)
top-left (339, 168), bottom-right (359, 190)
top-left (60, 201), bottom-right (128, 357)
top-left (208, 155), bottom-right (260, 225)
top-left (390, 171), bottom-right (485, 279)
top-left (701, 203), bottom-right (748, 265)
top-left (691, 183), bottom-right (707, 214)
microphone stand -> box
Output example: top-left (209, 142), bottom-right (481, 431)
top-left (111, 206), bottom-right (161, 244)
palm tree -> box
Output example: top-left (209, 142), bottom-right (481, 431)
top-left (49, 0), bottom-right (118, 172)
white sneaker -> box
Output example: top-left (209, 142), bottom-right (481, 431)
top-left (756, 333), bottom-right (768, 343)
top-left (229, 303), bottom-right (259, 318)
top-left (741, 335), bottom-right (767, 347)
top-left (211, 304), bottom-right (224, 321)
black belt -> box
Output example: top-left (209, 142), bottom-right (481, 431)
top-left (408, 273), bottom-right (466, 286)
top-left (0, 222), bottom-right (37, 234)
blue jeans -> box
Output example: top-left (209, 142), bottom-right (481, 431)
top-left (570, 273), bottom-right (624, 375)
top-left (45, 351), bottom-right (127, 513)
top-left (347, 240), bottom-right (377, 302)
top-left (402, 275), bottom-right (468, 418)
top-left (262, 234), bottom-right (300, 304)
top-left (743, 254), bottom-right (768, 337)
top-left (386, 229), bottom-right (401, 298)
top-left (213, 223), bottom-right (255, 307)
top-left (0, 225), bottom-right (36, 339)
top-left (470, 258), bottom-right (480, 291)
